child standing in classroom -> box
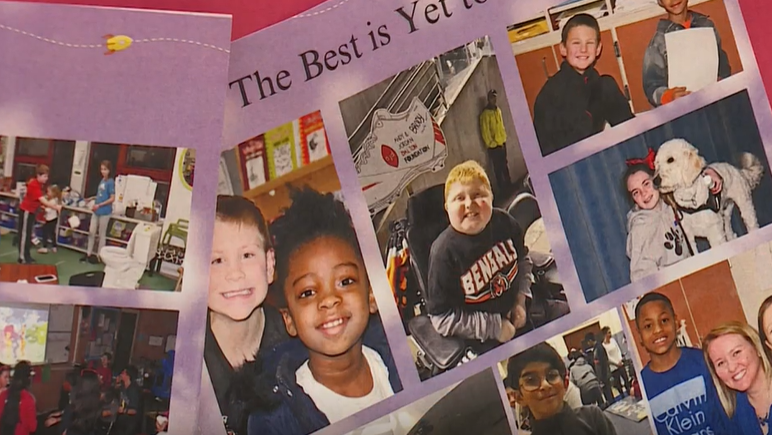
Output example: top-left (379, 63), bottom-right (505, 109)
top-left (38, 185), bottom-right (61, 254)
top-left (642, 0), bottom-right (731, 107)
top-left (18, 164), bottom-right (61, 264)
top-left (82, 160), bottom-right (115, 264)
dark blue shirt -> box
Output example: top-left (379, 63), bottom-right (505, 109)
top-left (731, 391), bottom-right (768, 435)
top-left (641, 347), bottom-right (732, 435)
top-left (94, 178), bottom-right (115, 216)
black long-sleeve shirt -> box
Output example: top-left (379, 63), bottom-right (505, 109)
top-left (534, 62), bottom-right (634, 156)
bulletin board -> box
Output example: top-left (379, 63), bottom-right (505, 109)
top-left (45, 305), bottom-right (75, 364)
top-left (49, 305), bottom-right (74, 332)
top-left (85, 307), bottom-right (120, 361)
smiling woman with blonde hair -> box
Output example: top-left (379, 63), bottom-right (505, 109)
top-left (703, 321), bottom-right (772, 435)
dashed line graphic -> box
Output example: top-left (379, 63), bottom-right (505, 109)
top-left (0, 24), bottom-right (229, 54)
top-left (291, 0), bottom-right (351, 19)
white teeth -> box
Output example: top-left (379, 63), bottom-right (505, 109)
top-left (322, 318), bottom-right (344, 329)
top-left (223, 289), bottom-right (251, 298)
top-left (654, 337), bottom-right (666, 344)
top-left (733, 371), bottom-right (746, 381)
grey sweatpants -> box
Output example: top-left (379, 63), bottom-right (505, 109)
top-left (87, 215), bottom-right (111, 257)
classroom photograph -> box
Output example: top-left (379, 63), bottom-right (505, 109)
top-left (507, 0), bottom-right (743, 156)
top-left (621, 239), bottom-right (772, 435)
top-left (499, 309), bottom-right (651, 435)
top-left (0, 302), bottom-right (177, 435)
top-left (0, 136), bottom-right (194, 291)
top-left (549, 89), bottom-right (772, 300)
top-left (338, 35), bottom-right (570, 380)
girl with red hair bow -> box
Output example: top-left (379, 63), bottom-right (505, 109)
top-left (623, 147), bottom-right (691, 281)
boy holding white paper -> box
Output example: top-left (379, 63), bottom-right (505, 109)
top-left (642, 0), bottom-right (731, 107)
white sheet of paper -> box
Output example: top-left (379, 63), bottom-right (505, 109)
top-left (666, 27), bottom-right (719, 92)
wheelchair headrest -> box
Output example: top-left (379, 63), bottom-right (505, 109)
top-left (506, 192), bottom-right (541, 232)
top-left (407, 184), bottom-right (448, 229)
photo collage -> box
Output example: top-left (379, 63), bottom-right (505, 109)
top-left (4, 0), bottom-right (772, 434)
top-left (0, 3), bottom-right (231, 435)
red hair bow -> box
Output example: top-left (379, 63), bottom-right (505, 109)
top-left (626, 148), bottom-right (656, 170)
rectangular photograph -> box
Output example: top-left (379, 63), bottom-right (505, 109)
top-left (338, 36), bottom-right (571, 381)
top-left (621, 240), bottom-right (772, 435)
top-left (0, 137), bottom-right (193, 291)
top-left (508, 0), bottom-right (744, 155)
top-left (0, 3), bottom-right (231, 434)
top-left (549, 89), bottom-right (772, 300)
top-left (206, 112), bottom-right (402, 435)
top-left (348, 369), bottom-right (511, 435)
top-left (0, 302), bottom-right (178, 435)
top-left (499, 309), bottom-right (651, 435)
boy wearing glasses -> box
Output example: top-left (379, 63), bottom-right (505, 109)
top-left (507, 342), bottom-right (617, 435)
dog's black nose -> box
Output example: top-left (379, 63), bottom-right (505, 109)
top-left (653, 175), bottom-right (662, 188)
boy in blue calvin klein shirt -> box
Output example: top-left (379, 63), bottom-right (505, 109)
top-left (635, 292), bottom-right (731, 435)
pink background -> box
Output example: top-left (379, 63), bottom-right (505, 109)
top-left (14, 0), bottom-right (772, 97)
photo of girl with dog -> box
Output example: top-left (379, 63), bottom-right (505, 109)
top-left (337, 37), bottom-right (571, 380)
top-left (620, 241), bottom-right (772, 435)
top-left (550, 89), bottom-right (772, 300)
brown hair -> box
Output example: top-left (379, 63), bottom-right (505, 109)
top-left (215, 195), bottom-right (271, 251)
top-left (47, 185), bottom-right (62, 200)
top-left (758, 295), bottom-right (772, 363)
top-left (702, 322), bottom-right (772, 418)
top-left (100, 160), bottom-right (112, 173)
top-left (36, 164), bottom-right (49, 176)
top-left (561, 13), bottom-right (601, 44)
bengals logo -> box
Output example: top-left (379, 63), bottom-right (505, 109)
top-left (491, 274), bottom-right (508, 298)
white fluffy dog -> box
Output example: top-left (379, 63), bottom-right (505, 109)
top-left (654, 138), bottom-right (764, 249)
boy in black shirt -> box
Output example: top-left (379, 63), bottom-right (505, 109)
top-left (533, 14), bottom-right (633, 156)
top-left (115, 366), bottom-right (140, 435)
top-left (426, 160), bottom-right (532, 346)
top-left (204, 195), bottom-right (289, 435)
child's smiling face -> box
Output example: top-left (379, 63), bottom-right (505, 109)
top-left (627, 170), bottom-right (660, 210)
top-left (445, 179), bottom-right (493, 236)
top-left (658, 0), bottom-right (688, 16)
top-left (560, 25), bottom-right (601, 74)
top-left (636, 300), bottom-right (678, 356)
top-left (514, 361), bottom-right (567, 420)
top-left (208, 219), bottom-right (275, 321)
top-left (281, 235), bottom-right (377, 358)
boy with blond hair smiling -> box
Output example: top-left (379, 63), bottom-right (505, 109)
top-left (425, 160), bottom-right (532, 347)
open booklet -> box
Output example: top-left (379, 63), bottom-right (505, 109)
top-left (203, 0), bottom-right (772, 434)
top-left (3, 0), bottom-right (772, 434)
top-left (0, 2), bottom-right (231, 435)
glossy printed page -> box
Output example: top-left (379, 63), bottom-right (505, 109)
top-left (215, 0), bottom-right (772, 434)
top-left (0, 3), bottom-right (231, 435)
